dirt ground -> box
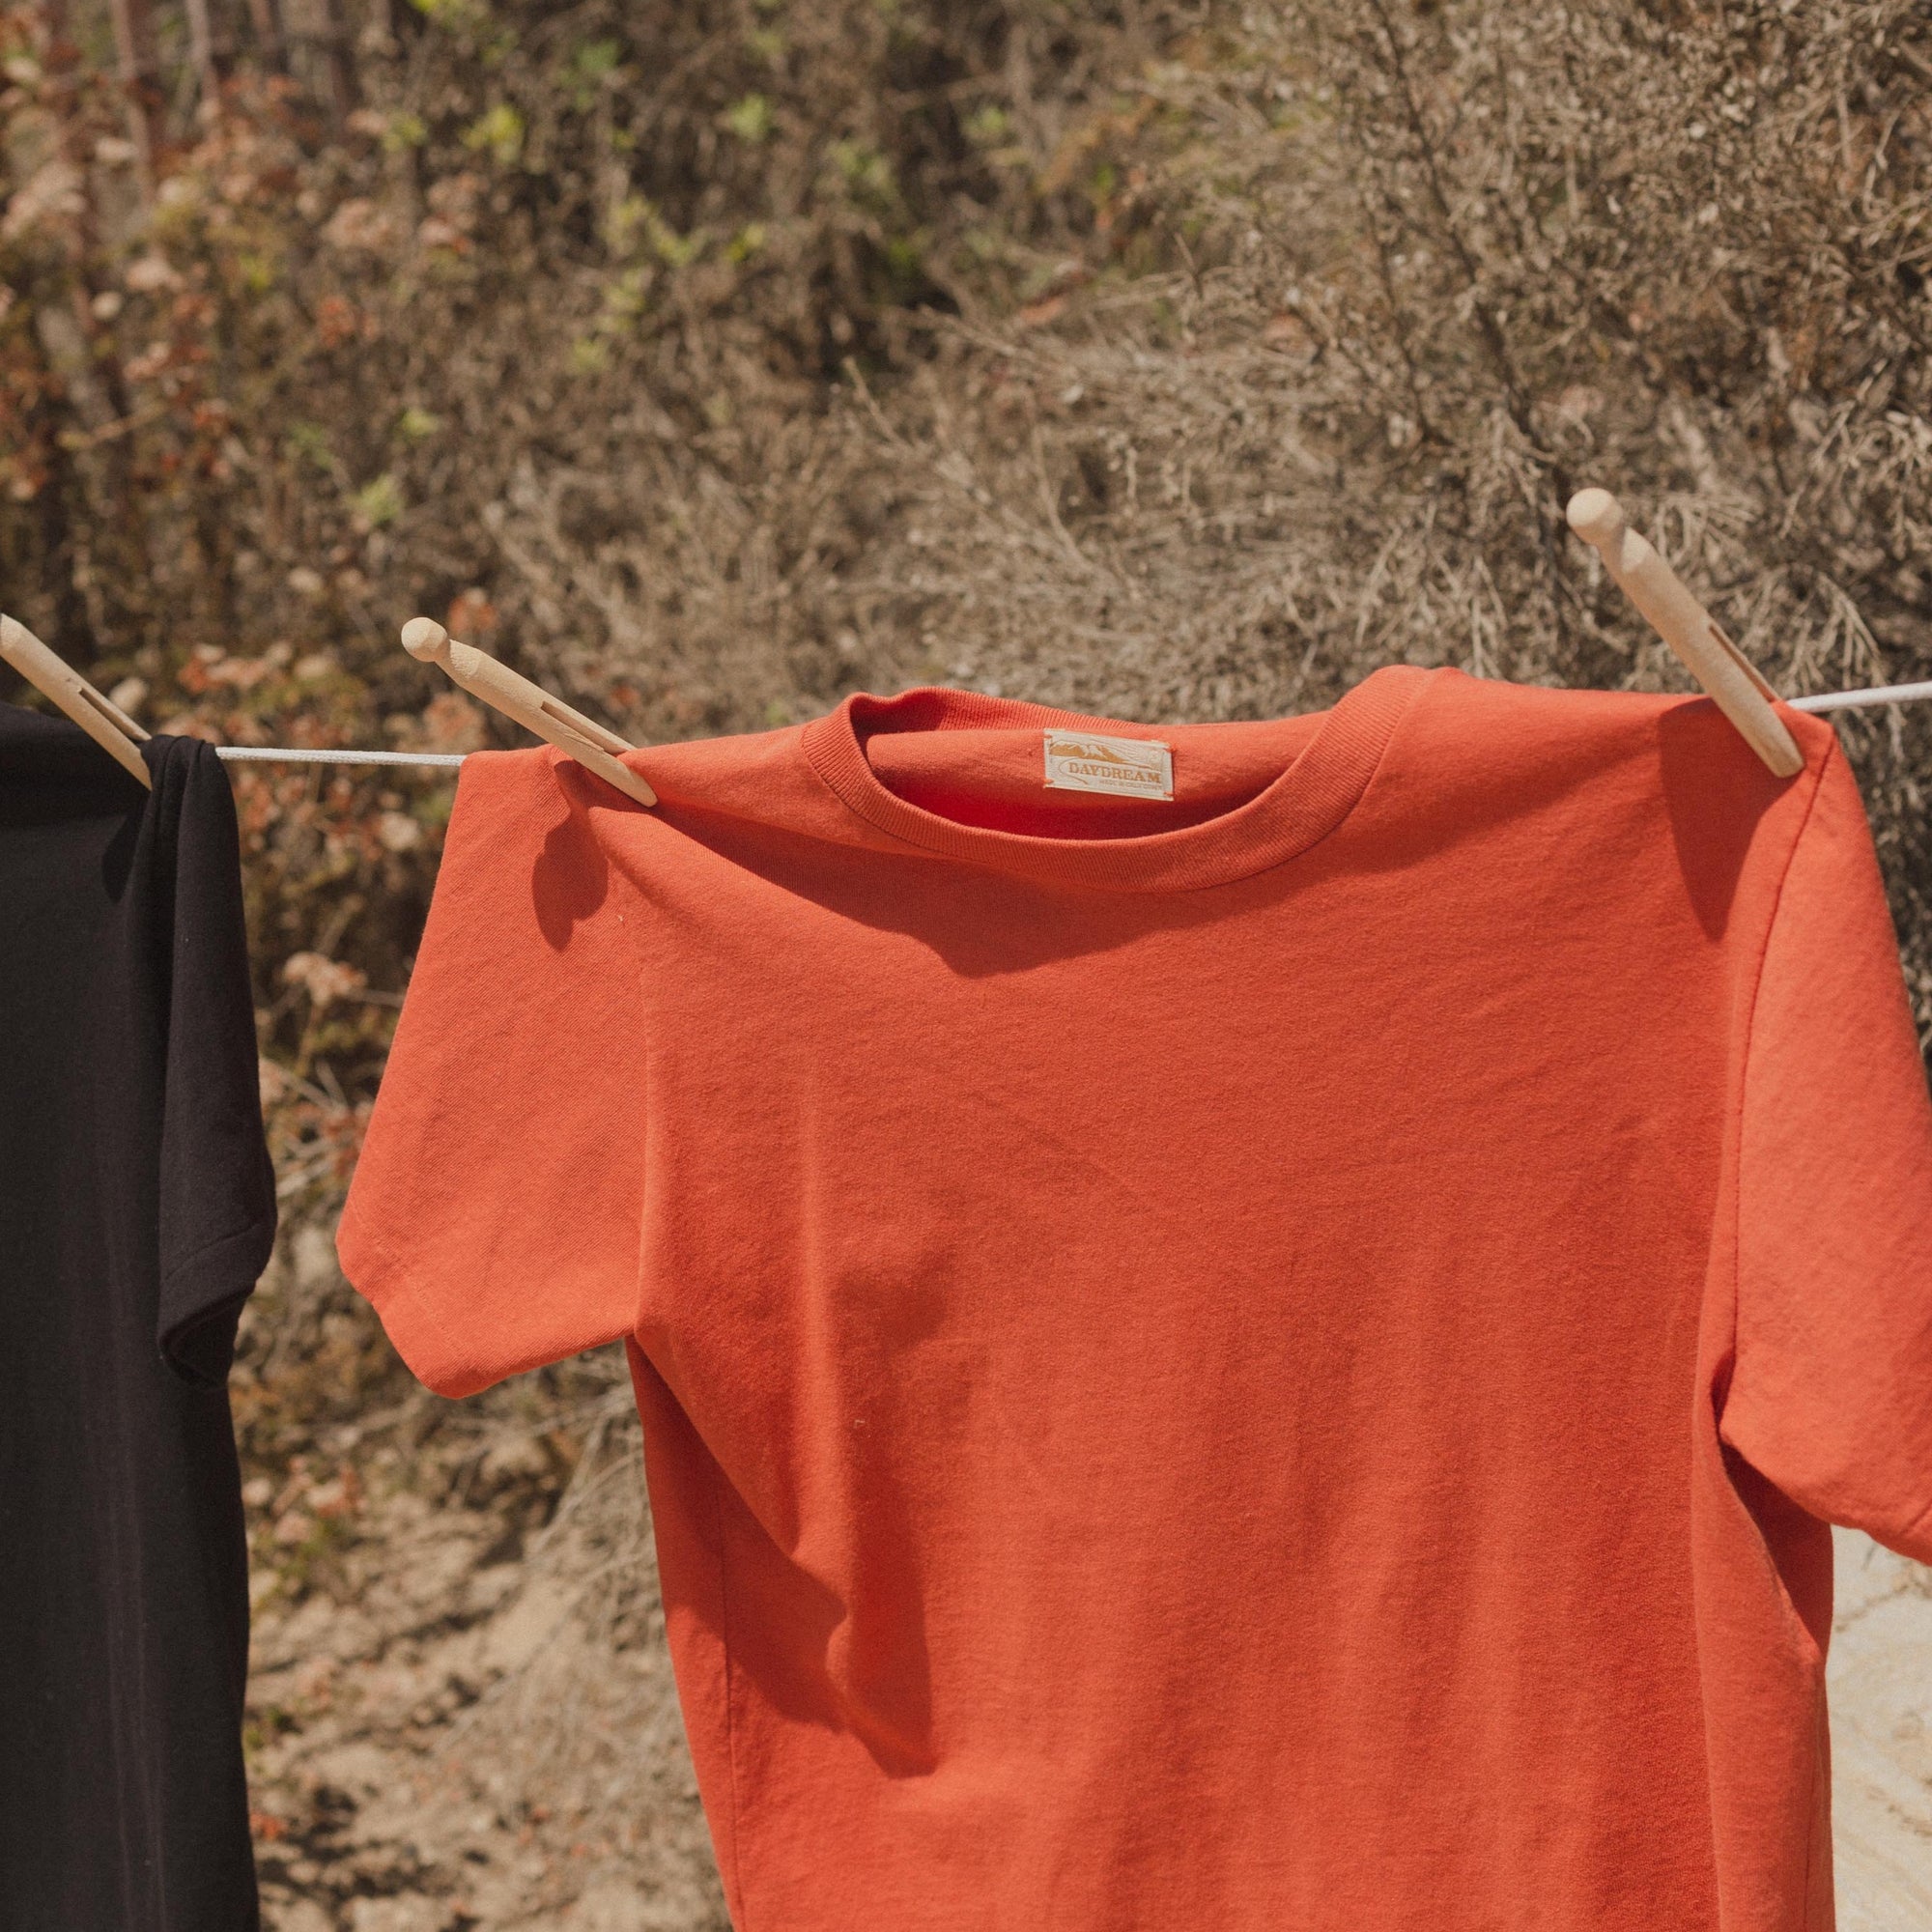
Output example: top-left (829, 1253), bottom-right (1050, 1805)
top-left (1833, 1530), bottom-right (1932, 1929)
top-left (240, 1221), bottom-right (1932, 1931)
top-left (236, 1220), bottom-right (728, 1932)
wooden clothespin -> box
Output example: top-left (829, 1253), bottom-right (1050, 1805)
top-left (0, 614), bottom-right (153, 787)
top-left (1565, 490), bottom-right (1803, 779)
top-left (400, 619), bottom-right (656, 808)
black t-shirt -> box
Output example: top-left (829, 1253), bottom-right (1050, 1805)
top-left (0, 704), bottom-right (275, 1929)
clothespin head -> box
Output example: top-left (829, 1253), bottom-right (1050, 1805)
top-left (1565, 490), bottom-right (1804, 780)
top-left (400, 615), bottom-right (457, 671)
top-left (0, 614), bottom-right (153, 788)
top-left (401, 617), bottom-right (656, 808)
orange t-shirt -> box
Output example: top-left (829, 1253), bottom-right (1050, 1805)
top-left (339, 668), bottom-right (1932, 1932)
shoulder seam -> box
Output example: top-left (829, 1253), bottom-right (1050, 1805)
top-left (1725, 733), bottom-right (1835, 1427)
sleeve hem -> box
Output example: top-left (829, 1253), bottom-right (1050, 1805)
top-left (159, 1211), bottom-right (277, 1387)
top-left (1885, 1492), bottom-right (1932, 1567)
top-left (335, 1199), bottom-right (503, 1399)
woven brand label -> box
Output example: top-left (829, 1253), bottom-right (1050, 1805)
top-left (1042, 729), bottom-right (1174, 800)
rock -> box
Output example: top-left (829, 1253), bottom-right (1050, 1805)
top-left (480, 1577), bottom-right (576, 1677)
top-left (292, 1223), bottom-right (341, 1293)
top-left (271, 1903), bottom-right (334, 1932)
top-left (557, 1880), bottom-right (661, 1929)
top-left (345, 1898), bottom-right (440, 1932)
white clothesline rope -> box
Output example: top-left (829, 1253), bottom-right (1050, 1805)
top-left (1788, 679), bottom-right (1932, 714)
top-left (214, 745), bottom-right (467, 768)
top-left (207, 679), bottom-right (1932, 769)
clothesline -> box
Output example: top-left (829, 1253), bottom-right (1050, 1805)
top-left (206, 678), bottom-right (1932, 769)
top-left (1788, 679), bottom-right (1932, 714)
top-left (214, 746), bottom-right (466, 768)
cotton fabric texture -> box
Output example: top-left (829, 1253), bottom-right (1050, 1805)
top-left (0, 704), bottom-right (276, 1930)
top-left (340, 669), bottom-right (1932, 1932)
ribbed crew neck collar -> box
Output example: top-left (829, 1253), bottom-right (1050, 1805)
top-left (799, 666), bottom-right (1430, 893)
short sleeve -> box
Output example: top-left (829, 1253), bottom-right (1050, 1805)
top-left (155, 738), bottom-right (278, 1386)
top-left (1720, 739), bottom-right (1932, 1561)
top-left (336, 751), bottom-right (648, 1397)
